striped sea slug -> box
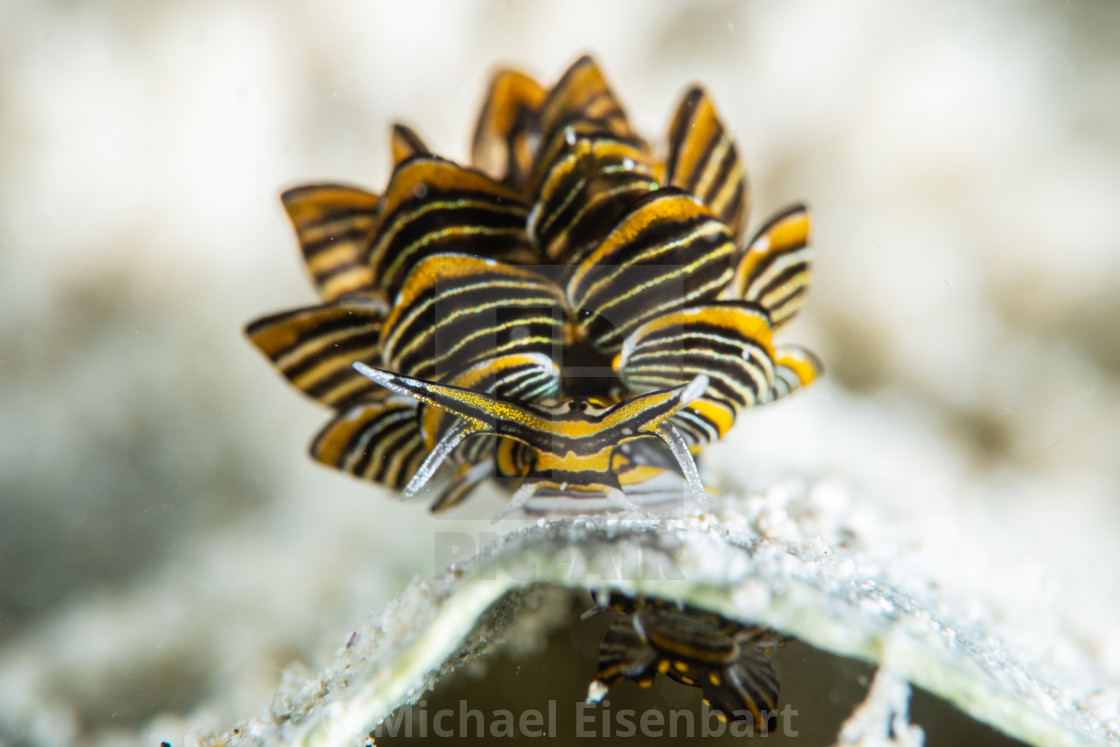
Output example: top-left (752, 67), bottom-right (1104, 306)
top-left (246, 55), bottom-right (820, 516)
top-left (584, 591), bottom-right (788, 731)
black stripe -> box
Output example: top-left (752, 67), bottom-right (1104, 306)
top-left (280, 332), bottom-right (380, 379)
top-left (579, 257), bottom-right (733, 350)
top-left (670, 409), bottom-right (721, 444)
top-left (700, 137), bottom-right (738, 210)
top-left (723, 178), bottom-right (746, 231)
top-left (379, 432), bottom-right (426, 486)
top-left (302, 363), bottom-right (382, 404)
top-left (350, 412), bottom-right (421, 480)
top-left (247, 306), bottom-right (381, 347)
top-left (308, 257), bottom-right (373, 288)
top-left (744, 246), bottom-right (808, 292)
top-left (755, 261), bottom-right (809, 300)
top-left (392, 123), bottom-right (429, 158)
top-left (391, 316), bottom-right (560, 382)
top-left (300, 222), bottom-right (376, 260)
top-left (741, 203), bottom-right (808, 255)
top-left (665, 87), bottom-right (704, 184)
top-left (686, 121), bottom-right (724, 196)
top-left (370, 199), bottom-right (531, 292)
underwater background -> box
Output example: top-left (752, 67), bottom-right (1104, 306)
top-left (1, 1), bottom-right (1118, 744)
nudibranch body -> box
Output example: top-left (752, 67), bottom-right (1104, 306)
top-left (585, 592), bottom-right (788, 731)
top-left (246, 55), bottom-right (820, 515)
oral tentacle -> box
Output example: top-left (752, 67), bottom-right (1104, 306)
top-left (491, 481), bottom-right (538, 523)
top-left (401, 418), bottom-right (475, 501)
top-left (656, 420), bottom-right (708, 509)
top-left (601, 486), bottom-right (656, 518)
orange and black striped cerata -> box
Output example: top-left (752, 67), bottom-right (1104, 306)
top-left (584, 591), bottom-right (789, 732)
top-left (246, 55), bottom-right (821, 516)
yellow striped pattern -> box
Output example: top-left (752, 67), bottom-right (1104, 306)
top-left (380, 254), bottom-right (565, 381)
top-left (535, 56), bottom-right (638, 164)
top-left (722, 204), bottom-right (812, 329)
top-left (665, 87), bottom-right (750, 239)
top-left (281, 185), bottom-right (379, 302)
top-left (529, 128), bottom-right (659, 265)
top-left (246, 300), bottom-right (387, 407)
top-left (566, 190), bottom-right (736, 354)
top-left (366, 157), bottom-right (537, 296)
top-left (769, 345), bottom-right (823, 402)
top-left (311, 399), bottom-right (426, 488)
top-left (246, 55), bottom-right (821, 513)
top-left (589, 593), bottom-right (786, 731)
top-left (615, 303), bottom-right (776, 446)
top-left (471, 69), bottom-right (547, 186)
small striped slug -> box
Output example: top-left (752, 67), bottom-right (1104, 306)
top-left (246, 56), bottom-right (821, 516)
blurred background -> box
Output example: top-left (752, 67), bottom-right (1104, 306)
top-left (1, 0), bottom-right (1118, 744)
